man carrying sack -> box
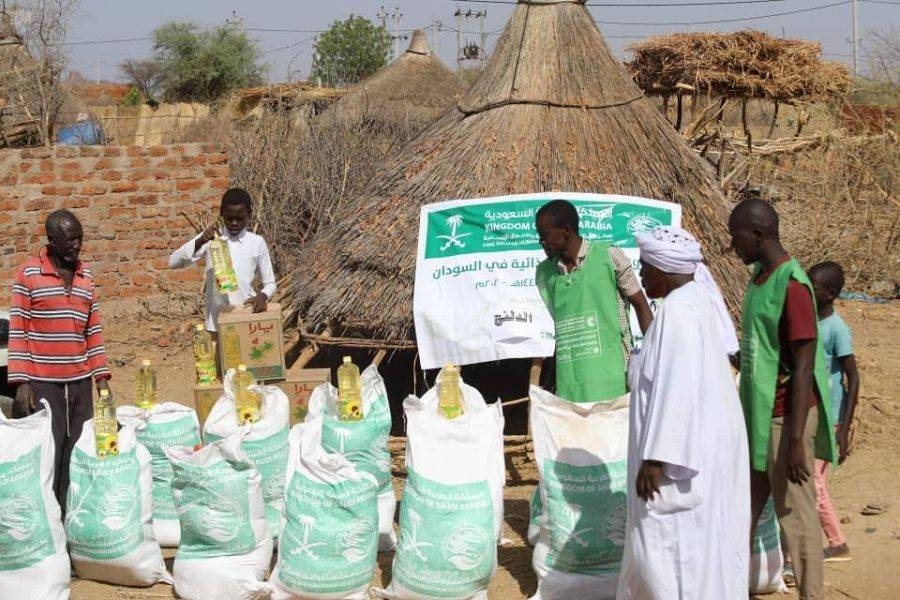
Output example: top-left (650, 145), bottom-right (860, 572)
top-left (534, 199), bottom-right (653, 403)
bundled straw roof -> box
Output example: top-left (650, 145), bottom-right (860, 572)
top-left (289, 0), bottom-right (745, 346)
top-left (627, 30), bottom-right (851, 103)
top-left (321, 30), bottom-right (465, 130)
top-left (225, 82), bottom-right (346, 118)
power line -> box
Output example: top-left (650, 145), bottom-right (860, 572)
top-left (452, 0), bottom-right (798, 5)
top-left (53, 36), bottom-right (152, 47)
top-left (594, 0), bottom-right (851, 25)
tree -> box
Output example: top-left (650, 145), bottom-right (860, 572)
top-left (311, 15), bottom-right (390, 87)
top-left (6, 0), bottom-right (80, 145)
top-left (152, 21), bottom-right (265, 103)
top-left (119, 58), bottom-right (163, 101)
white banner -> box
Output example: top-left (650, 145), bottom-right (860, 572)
top-left (413, 193), bottom-right (682, 370)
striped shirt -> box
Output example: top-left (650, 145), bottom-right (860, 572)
top-left (557, 239), bottom-right (642, 364)
top-left (8, 247), bottom-right (111, 384)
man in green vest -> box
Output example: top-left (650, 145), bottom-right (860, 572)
top-left (729, 198), bottom-right (836, 600)
top-left (535, 199), bottom-right (653, 403)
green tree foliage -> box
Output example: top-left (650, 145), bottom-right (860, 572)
top-left (311, 15), bottom-right (390, 87)
top-left (152, 21), bottom-right (266, 103)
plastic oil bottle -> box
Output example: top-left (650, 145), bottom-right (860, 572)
top-left (336, 357), bottom-right (363, 421)
top-left (209, 234), bottom-right (238, 293)
top-left (233, 364), bottom-right (260, 425)
top-left (94, 388), bottom-right (118, 458)
top-left (438, 364), bottom-right (464, 419)
top-left (136, 359), bottom-right (157, 410)
top-left (193, 324), bottom-right (217, 385)
top-left (221, 324), bottom-right (242, 371)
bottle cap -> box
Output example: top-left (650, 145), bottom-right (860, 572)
top-left (195, 323), bottom-right (204, 331)
top-left (238, 364), bottom-right (247, 372)
top-left (342, 356), bottom-right (351, 364)
top-left (141, 359), bottom-right (151, 367)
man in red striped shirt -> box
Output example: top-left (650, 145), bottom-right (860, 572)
top-left (9, 209), bottom-right (112, 508)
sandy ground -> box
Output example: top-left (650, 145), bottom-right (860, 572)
top-left (69, 297), bottom-right (899, 600)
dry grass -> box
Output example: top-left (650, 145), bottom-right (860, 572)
top-left (288, 1), bottom-right (746, 344)
top-left (746, 134), bottom-right (899, 295)
top-left (627, 30), bottom-right (850, 103)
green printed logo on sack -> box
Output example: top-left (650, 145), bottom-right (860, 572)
top-left (138, 416), bottom-right (202, 521)
top-left (322, 394), bottom-right (392, 492)
top-left (172, 459), bottom-right (256, 559)
top-left (277, 473), bottom-right (378, 595)
top-left (65, 447), bottom-right (142, 560)
top-left (543, 460), bottom-right (627, 574)
top-left (393, 469), bottom-right (494, 597)
top-left (0, 447), bottom-right (55, 571)
top-left (753, 498), bottom-right (780, 555)
top-left (207, 427), bottom-right (289, 536)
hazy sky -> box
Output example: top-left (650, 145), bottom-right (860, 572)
top-left (65, 1), bottom-right (898, 83)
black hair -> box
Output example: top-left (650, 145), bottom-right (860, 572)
top-left (45, 209), bottom-right (81, 239)
top-left (809, 261), bottom-right (846, 294)
top-left (220, 187), bottom-right (253, 211)
top-left (536, 199), bottom-right (579, 234)
top-left (728, 198), bottom-right (779, 238)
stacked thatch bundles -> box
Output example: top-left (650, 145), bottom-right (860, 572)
top-left (627, 30), bottom-right (850, 103)
top-left (289, 0), bottom-right (745, 347)
top-left (320, 29), bottom-right (465, 132)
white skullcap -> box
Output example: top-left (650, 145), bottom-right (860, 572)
top-left (636, 226), bottom-right (739, 355)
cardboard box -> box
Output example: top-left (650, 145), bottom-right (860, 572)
top-left (217, 303), bottom-right (286, 381)
top-left (274, 368), bottom-right (330, 425)
top-left (194, 384), bottom-right (223, 428)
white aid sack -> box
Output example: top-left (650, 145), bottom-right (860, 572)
top-left (529, 386), bottom-right (629, 600)
top-left (119, 402), bottom-right (202, 547)
top-left (66, 419), bottom-right (170, 586)
top-left (270, 411), bottom-right (379, 600)
top-left (204, 370), bottom-right (290, 539)
top-left (374, 377), bottom-right (505, 600)
top-left (167, 431), bottom-right (274, 600)
top-left (310, 364), bottom-right (396, 551)
top-left (0, 401), bottom-right (70, 600)
top-left (749, 496), bottom-right (788, 595)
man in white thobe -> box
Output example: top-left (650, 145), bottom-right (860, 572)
top-left (617, 226), bottom-right (750, 600)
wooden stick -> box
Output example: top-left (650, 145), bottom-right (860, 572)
top-left (372, 349), bottom-right (387, 367)
top-left (767, 100), bottom-right (780, 138)
top-left (675, 92), bottom-right (684, 132)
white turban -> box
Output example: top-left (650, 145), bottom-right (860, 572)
top-left (636, 226), bottom-right (739, 355)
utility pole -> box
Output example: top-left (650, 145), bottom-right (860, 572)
top-left (454, 8), bottom-right (487, 75)
top-left (851, 0), bottom-right (859, 78)
top-left (378, 5), bottom-right (404, 61)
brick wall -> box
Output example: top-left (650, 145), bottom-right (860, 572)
top-left (0, 143), bottom-right (228, 304)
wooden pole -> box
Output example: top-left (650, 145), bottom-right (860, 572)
top-left (372, 349), bottom-right (387, 367)
top-left (767, 101), bottom-right (780, 138)
top-left (675, 92), bottom-right (684, 132)
top-left (741, 98), bottom-right (752, 151)
top-left (661, 95), bottom-right (671, 123)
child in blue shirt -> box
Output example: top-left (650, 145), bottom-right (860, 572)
top-left (809, 261), bottom-right (860, 562)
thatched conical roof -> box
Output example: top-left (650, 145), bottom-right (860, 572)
top-left (321, 29), bottom-right (465, 130)
top-left (0, 13), bottom-right (44, 147)
top-left (290, 0), bottom-right (745, 346)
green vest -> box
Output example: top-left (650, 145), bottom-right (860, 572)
top-left (536, 242), bottom-right (626, 403)
top-left (739, 258), bottom-right (837, 471)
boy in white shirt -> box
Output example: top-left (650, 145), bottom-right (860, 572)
top-left (169, 188), bottom-right (277, 341)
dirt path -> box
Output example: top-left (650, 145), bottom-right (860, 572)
top-left (70, 298), bottom-right (899, 599)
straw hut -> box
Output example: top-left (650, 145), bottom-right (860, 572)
top-left (320, 29), bottom-right (465, 133)
top-left (289, 0), bottom-right (744, 350)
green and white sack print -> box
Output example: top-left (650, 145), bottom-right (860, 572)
top-left (204, 369), bottom-right (290, 540)
top-left (749, 497), bottom-right (787, 594)
top-left (0, 402), bottom-right (70, 600)
top-left (271, 408), bottom-right (379, 600)
top-left (374, 375), bottom-right (505, 600)
top-left (167, 431), bottom-right (274, 600)
top-left (529, 386), bottom-right (629, 600)
top-left (311, 364), bottom-right (396, 551)
top-left (66, 419), bottom-right (170, 586)
top-left (119, 401), bottom-right (202, 547)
